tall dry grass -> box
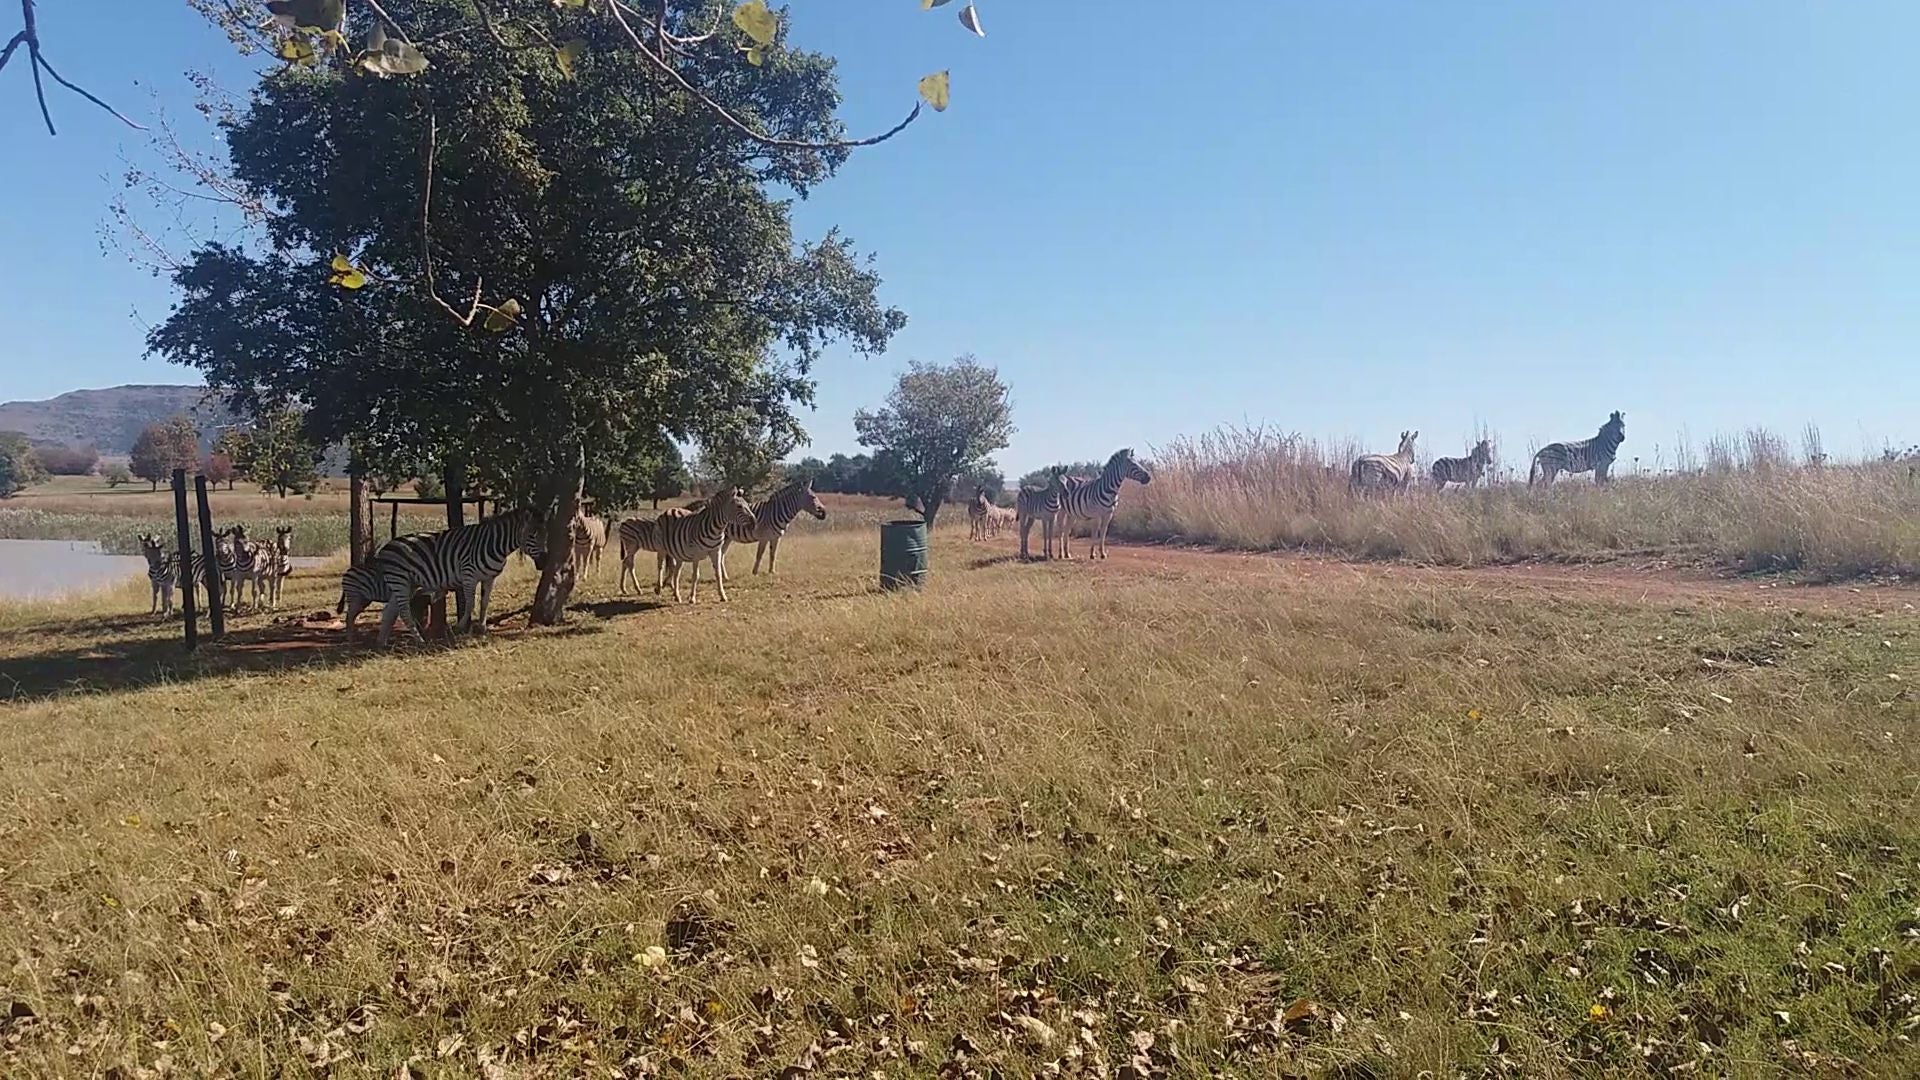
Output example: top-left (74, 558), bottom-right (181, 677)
top-left (1113, 425), bottom-right (1920, 578)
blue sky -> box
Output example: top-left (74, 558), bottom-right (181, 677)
top-left (3, 2), bottom-right (1917, 473)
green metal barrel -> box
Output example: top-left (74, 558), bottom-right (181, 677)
top-left (879, 519), bottom-right (929, 590)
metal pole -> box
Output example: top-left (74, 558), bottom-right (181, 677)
top-left (193, 474), bottom-right (225, 639)
top-left (172, 469), bottom-right (197, 652)
top-left (390, 500), bottom-right (398, 540)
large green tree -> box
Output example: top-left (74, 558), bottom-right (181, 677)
top-left (147, 0), bottom-right (907, 622)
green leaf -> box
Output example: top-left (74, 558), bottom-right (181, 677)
top-left (917, 70), bottom-right (950, 112)
top-left (484, 298), bottom-right (523, 333)
top-left (958, 3), bottom-right (984, 36)
top-left (732, 0), bottom-right (778, 47)
top-left (555, 38), bottom-right (587, 79)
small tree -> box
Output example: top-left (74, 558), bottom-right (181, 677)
top-left (853, 357), bottom-right (1014, 525)
top-left (104, 463), bottom-right (133, 488)
top-left (129, 417), bottom-right (199, 491)
top-left (203, 451), bottom-right (236, 489)
top-left (243, 410), bottom-right (323, 497)
top-left (0, 433), bottom-right (48, 497)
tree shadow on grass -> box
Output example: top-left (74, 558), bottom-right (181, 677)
top-left (573, 598), bottom-right (668, 619)
top-left (969, 554), bottom-right (1037, 569)
top-left (0, 610), bottom-right (614, 704)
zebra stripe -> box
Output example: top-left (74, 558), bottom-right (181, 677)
top-left (369, 508), bottom-right (537, 645)
top-left (657, 491), bottom-right (757, 603)
top-left (616, 516), bottom-right (666, 595)
top-left (1054, 448), bottom-right (1152, 560)
top-left (1530, 411), bottom-right (1626, 486)
top-left (1431, 439), bottom-right (1494, 489)
top-left (1015, 466), bottom-right (1067, 560)
top-left (722, 478), bottom-right (827, 575)
top-left (1350, 430), bottom-right (1419, 495)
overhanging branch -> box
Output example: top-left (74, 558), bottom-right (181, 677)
top-left (2, 0), bottom-right (144, 135)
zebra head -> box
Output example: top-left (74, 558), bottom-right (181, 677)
top-left (138, 534), bottom-right (167, 567)
top-left (718, 488), bottom-right (758, 530)
top-left (1396, 431), bottom-right (1419, 460)
top-left (1109, 447), bottom-right (1152, 486)
top-left (1601, 411), bottom-right (1626, 445)
top-left (799, 477), bottom-right (827, 520)
top-left (274, 525), bottom-right (294, 552)
top-left (1470, 439), bottom-right (1494, 465)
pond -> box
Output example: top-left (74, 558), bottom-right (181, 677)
top-left (0, 539), bottom-right (149, 601)
top-left (0, 539), bottom-right (333, 602)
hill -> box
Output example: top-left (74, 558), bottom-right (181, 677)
top-left (0, 384), bottom-right (233, 455)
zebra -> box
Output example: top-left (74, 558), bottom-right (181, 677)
top-left (1430, 439), bottom-right (1494, 489)
top-left (1531, 411), bottom-right (1626, 486)
top-left (367, 507), bottom-right (539, 646)
top-left (657, 490), bottom-right (757, 603)
top-left (1054, 448), bottom-right (1152, 560)
top-left (263, 525), bottom-right (294, 608)
top-left (337, 558), bottom-right (459, 643)
top-left (1350, 431), bottom-right (1419, 495)
top-left (138, 534), bottom-right (177, 617)
top-left (615, 516), bottom-right (667, 595)
top-left (721, 477), bottom-right (827, 575)
top-left (571, 512), bottom-right (610, 576)
top-left (1015, 466), bottom-right (1067, 560)
top-left (968, 486), bottom-right (1013, 540)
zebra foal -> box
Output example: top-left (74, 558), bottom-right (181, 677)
top-left (1531, 411), bottom-right (1626, 486)
top-left (1430, 439), bottom-right (1493, 489)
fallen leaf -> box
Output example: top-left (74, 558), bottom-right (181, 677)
top-left (637, 945), bottom-right (668, 968)
top-left (1014, 1015), bottom-right (1056, 1046)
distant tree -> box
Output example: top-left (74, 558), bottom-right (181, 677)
top-left (243, 410), bottom-right (323, 497)
top-left (1019, 461), bottom-right (1102, 490)
top-left (202, 451), bottom-right (235, 489)
top-left (31, 444), bottom-right (98, 475)
top-left (104, 463), bottom-right (132, 488)
top-left (695, 419), bottom-right (792, 496)
top-left (853, 357), bottom-right (1015, 525)
top-left (129, 417), bottom-right (200, 491)
top-left (413, 474), bottom-right (445, 501)
top-left (951, 465), bottom-right (1006, 504)
top-left (587, 427), bottom-right (690, 510)
top-left (0, 433), bottom-right (47, 497)
top-left (784, 456), bottom-right (829, 489)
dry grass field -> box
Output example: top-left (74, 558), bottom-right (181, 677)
top-left (3, 520), bottom-right (1918, 1077)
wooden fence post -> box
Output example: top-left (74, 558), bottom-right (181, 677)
top-left (193, 474), bottom-right (225, 640)
top-left (172, 469), bottom-right (197, 652)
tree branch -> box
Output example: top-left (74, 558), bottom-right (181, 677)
top-left (603, 0), bottom-right (920, 151)
top-left (6, 0), bottom-right (143, 135)
top-left (420, 112), bottom-right (495, 328)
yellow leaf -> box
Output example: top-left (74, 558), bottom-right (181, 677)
top-left (101, 893), bottom-right (119, 908)
top-left (329, 253), bottom-right (354, 274)
top-left (1588, 1003), bottom-right (1611, 1021)
top-left (732, 0), bottom-right (778, 46)
top-left (636, 944), bottom-right (668, 968)
top-left (551, 0), bottom-right (590, 7)
top-left (922, 0), bottom-right (955, 8)
top-left (330, 269), bottom-right (368, 290)
top-left (483, 297), bottom-right (522, 332)
top-left (122, 815), bottom-right (141, 827)
top-left (266, 0), bottom-right (344, 32)
top-left (555, 39), bottom-right (586, 79)
top-left (917, 70), bottom-right (950, 112)
top-left (277, 35), bottom-right (317, 66)
top-left (745, 46), bottom-right (765, 67)
top-left (958, 3), bottom-right (984, 36)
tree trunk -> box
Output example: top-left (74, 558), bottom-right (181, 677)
top-left (444, 460), bottom-right (465, 528)
top-left (921, 492), bottom-right (943, 526)
top-left (529, 441), bottom-right (585, 626)
top-left (348, 470), bottom-right (371, 567)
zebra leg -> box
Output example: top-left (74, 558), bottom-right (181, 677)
top-left (711, 549), bottom-right (728, 601)
top-left (376, 597), bottom-right (410, 647)
top-left (618, 549), bottom-right (634, 594)
top-left (1594, 463), bottom-right (1612, 485)
top-left (656, 552), bottom-right (668, 595)
top-left (469, 578), bottom-right (492, 634)
top-left (667, 558), bottom-right (683, 602)
top-left (1018, 515), bottom-right (1031, 559)
top-left (1095, 513), bottom-right (1110, 559)
top-left (767, 536), bottom-right (780, 574)
top-left (753, 540), bottom-right (767, 575)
